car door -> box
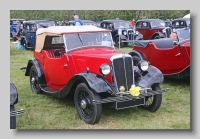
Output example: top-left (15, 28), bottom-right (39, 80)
top-left (43, 36), bottom-right (72, 87)
top-left (136, 21), bottom-right (150, 39)
top-left (25, 23), bottom-right (37, 48)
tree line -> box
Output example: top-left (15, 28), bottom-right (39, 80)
top-left (10, 10), bottom-right (190, 22)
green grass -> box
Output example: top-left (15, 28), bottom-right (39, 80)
top-left (10, 42), bottom-right (190, 129)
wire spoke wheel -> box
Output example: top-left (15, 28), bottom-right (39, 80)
top-left (29, 65), bottom-right (42, 94)
top-left (74, 83), bottom-right (102, 125)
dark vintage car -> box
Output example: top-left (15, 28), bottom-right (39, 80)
top-left (100, 19), bottom-right (143, 47)
top-left (135, 19), bottom-right (166, 40)
top-left (10, 81), bottom-right (24, 129)
top-left (66, 20), bottom-right (98, 26)
top-left (20, 26), bottom-right (169, 125)
top-left (172, 18), bottom-right (190, 29)
top-left (10, 18), bottom-right (25, 41)
top-left (164, 19), bottom-right (172, 27)
top-left (20, 20), bottom-right (56, 50)
top-left (129, 28), bottom-right (190, 79)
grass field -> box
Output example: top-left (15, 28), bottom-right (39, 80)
top-left (10, 42), bottom-right (190, 129)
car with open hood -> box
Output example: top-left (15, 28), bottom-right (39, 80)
top-left (99, 19), bottom-right (143, 47)
top-left (20, 25), bottom-right (169, 125)
top-left (129, 28), bottom-right (190, 79)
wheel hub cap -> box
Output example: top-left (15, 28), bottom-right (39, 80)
top-left (31, 77), bottom-right (35, 83)
top-left (80, 100), bottom-right (87, 109)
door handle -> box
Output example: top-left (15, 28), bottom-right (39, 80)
top-left (62, 64), bottom-right (68, 68)
top-left (175, 53), bottom-right (181, 56)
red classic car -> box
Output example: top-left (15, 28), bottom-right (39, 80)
top-left (129, 28), bottom-right (190, 79)
top-left (135, 19), bottom-right (166, 40)
top-left (21, 26), bottom-right (169, 125)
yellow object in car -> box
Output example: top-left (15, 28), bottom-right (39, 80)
top-left (129, 85), bottom-right (140, 96)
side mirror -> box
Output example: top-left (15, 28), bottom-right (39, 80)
top-left (54, 49), bottom-right (61, 56)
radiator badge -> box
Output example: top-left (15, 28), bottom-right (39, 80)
top-left (119, 86), bottom-right (125, 92)
top-left (129, 85), bottom-right (140, 96)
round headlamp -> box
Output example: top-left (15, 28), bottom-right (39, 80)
top-left (138, 60), bottom-right (149, 71)
top-left (123, 31), bottom-right (127, 35)
top-left (100, 64), bottom-right (111, 75)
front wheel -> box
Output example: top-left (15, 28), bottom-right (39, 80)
top-left (132, 55), bottom-right (141, 66)
top-left (143, 85), bottom-right (162, 112)
top-left (29, 65), bottom-right (43, 94)
top-left (22, 39), bottom-right (29, 50)
top-left (154, 35), bottom-right (160, 39)
top-left (74, 83), bottom-right (102, 125)
top-left (115, 37), bottom-right (125, 48)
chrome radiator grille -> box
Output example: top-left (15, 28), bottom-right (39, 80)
top-left (110, 54), bottom-right (134, 92)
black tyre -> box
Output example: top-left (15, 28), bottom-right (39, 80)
top-left (143, 85), bottom-right (162, 112)
top-left (132, 55), bottom-right (141, 66)
top-left (154, 35), bottom-right (160, 39)
top-left (10, 105), bottom-right (16, 129)
top-left (22, 39), bottom-right (29, 50)
top-left (115, 37), bottom-right (125, 48)
top-left (30, 65), bottom-right (43, 94)
top-left (74, 83), bottom-right (102, 125)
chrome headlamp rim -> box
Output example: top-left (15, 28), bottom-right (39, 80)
top-left (99, 64), bottom-right (111, 75)
top-left (123, 31), bottom-right (127, 35)
top-left (138, 60), bottom-right (149, 71)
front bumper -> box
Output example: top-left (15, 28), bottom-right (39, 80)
top-left (92, 88), bottom-right (169, 109)
top-left (10, 109), bottom-right (24, 117)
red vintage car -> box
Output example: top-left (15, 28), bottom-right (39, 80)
top-left (21, 26), bottom-right (169, 125)
top-left (129, 28), bottom-right (190, 79)
top-left (135, 19), bottom-right (166, 40)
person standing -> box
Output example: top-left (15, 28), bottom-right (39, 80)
top-left (15, 21), bottom-right (24, 50)
top-left (15, 21), bottom-right (21, 41)
top-left (131, 19), bottom-right (135, 30)
top-left (74, 15), bottom-right (83, 26)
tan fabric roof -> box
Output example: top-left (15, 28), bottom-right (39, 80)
top-left (36, 25), bottom-right (110, 35)
top-left (35, 26), bottom-right (111, 52)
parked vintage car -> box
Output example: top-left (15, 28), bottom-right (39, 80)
top-left (129, 28), bottom-right (190, 79)
top-left (10, 18), bottom-right (25, 41)
top-left (66, 20), bottom-right (98, 26)
top-left (135, 19), bottom-right (166, 40)
top-left (21, 20), bottom-right (56, 50)
top-left (10, 81), bottom-right (24, 129)
top-left (99, 19), bottom-right (143, 47)
top-left (20, 26), bottom-right (169, 125)
top-left (172, 18), bottom-right (190, 29)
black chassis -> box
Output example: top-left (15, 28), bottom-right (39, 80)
top-left (22, 56), bottom-right (168, 110)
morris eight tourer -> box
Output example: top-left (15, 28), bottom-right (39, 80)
top-left (21, 26), bottom-right (169, 124)
top-left (130, 28), bottom-right (190, 79)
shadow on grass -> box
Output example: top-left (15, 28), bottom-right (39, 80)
top-left (163, 77), bottom-right (190, 86)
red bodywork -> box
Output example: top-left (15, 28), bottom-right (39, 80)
top-left (34, 47), bottom-right (119, 90)
top-left (133, 40), bottom-right (190, 76)
top-left (138, 28), bottom-right (164, 40)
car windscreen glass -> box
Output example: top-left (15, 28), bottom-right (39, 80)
top-left (64, 32), bottom-right (113, 51)
top-left (12, 20), bottom-right (24, 25)
top-left (176, 28), bottom-right (190, 42)
top-left (114, 22), bottom-right (129, 29)
top-left (150, 21), bottom-right (165, 28)
top-left (37, 23), bottom-right (55, 28)
top-left (186, 20), bottom-right (190, 27)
